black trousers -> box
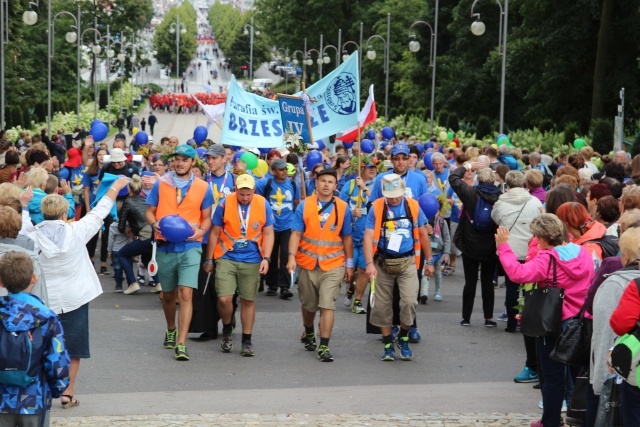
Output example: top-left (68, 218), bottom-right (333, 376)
top-left (265, 229), bottom-right (291, 290)
top-left (86, 214), bottom-right (112, 263)
top-left (189, 244), bottom-right (221, 338)
top-left (461, 254), bottom-right (497, 321)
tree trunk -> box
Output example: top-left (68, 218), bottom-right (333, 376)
top-left (591, 0), bottom-right (613, 121)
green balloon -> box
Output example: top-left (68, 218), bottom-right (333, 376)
top-left (447, 131), bottom-right (454, 140)
top-left (573, 138), bottom-right (586, 149)
top-left (498, 136), bottom-right (511, 146)
top-left (240, 152), bottom-right (258, 170)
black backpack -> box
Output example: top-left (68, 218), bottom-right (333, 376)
top-left (586, 235), bottom-right (619, 258)
top-left (0, 315), bottom-right (43, 387)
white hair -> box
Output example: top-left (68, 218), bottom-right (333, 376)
top-left (477, 155), bottom-right (490, 166)
top-left (431, 152), bottom-right (446, 163)
top-left (498, 144), bottom-right (510, 154)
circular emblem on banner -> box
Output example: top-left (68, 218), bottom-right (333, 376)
top-left (324, 72), bottom-right (358, 115)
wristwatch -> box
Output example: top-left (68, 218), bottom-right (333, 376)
top-left (263, 257), bottom-right (271, 263)
top-left (425, 258), bottom-right (435, 265)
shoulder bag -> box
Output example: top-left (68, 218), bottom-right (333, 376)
top-left (521, 256), bottom-right (565, 337)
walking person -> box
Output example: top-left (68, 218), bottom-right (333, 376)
top-left (148, 113), bottom-right (157, 136)
top-left (204, 174), bottom-right (274, 356)
top-left (287, 168), bottom-right (354, 362)
top-left (145, 145), bottom-right (214, 361)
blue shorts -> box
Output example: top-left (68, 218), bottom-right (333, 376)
top-left (353, 243), bottom-right (367, 270)
top-left (58, 303), bottom-right (90, 359)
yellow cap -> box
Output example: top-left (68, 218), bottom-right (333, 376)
top-left (236, 174), bottom-right (255, 189)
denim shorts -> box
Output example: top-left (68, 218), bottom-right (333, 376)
top-left (58, 302), bottom-right (90, 359)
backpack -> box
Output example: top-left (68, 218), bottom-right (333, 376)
top-left (0, 317), bottom-right (43, 387)
top-left (610, 279), bottom-right (640, 386)
top-left (465, 195), bottom-right (495, 233)
top-left (263, 177), bottom-right (297, 200)
top-left (538, 164), bottom-right (553, 189)
top-left (586, 235), bottom-right (619, 259)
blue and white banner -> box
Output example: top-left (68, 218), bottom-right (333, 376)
top-left (278, 95), bottom-right (311, 143)
top-left (221, 52), bottom-right (360, 148)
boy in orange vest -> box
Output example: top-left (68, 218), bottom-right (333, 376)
top-left (286, 169), bottom-right (354, 362)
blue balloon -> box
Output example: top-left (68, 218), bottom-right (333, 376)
top-left (258, 147), bottom-right (271, 155)
top-left (306, 150), bottom-right (323, 169)
top-left (316, 140), bottom-right (325, 150)
top-left (91, 119), bottom-right (103, 128)
top-left (360, 139), bottom-right (375, 154)
top-left (343, 141), bottom-right (354, 149)
top-left (424, 141), bottom-right (434, 149)
top-left (58, 167), bottom-right (70, 181)
top-left (233, 150), bottom-right (245, 165)
top-left (89, 122), bottom-right (108, 142)
top-left (497, 133), bottom-right (507, 142)
top-left (135, 131), bottom-right (149, 145)
top-left (196, 147), bottom-right (207, 158)
top-left (158, 215), bottom-right (194, 243)
top-left (437, 144), bottom-right (444, 153)
top-left (366, 129), bottom-right (375, 140)
top-left (193, 126), bottom-right (208, 145)
top-left (418, 193), bottom-right (439, 220)
top-left (381, 127), bottom-right (394, 140)
top-left (415, 143), bottom-right (424, 154)
top-left (424, 152), bottom-right (434, 170)
top-left (381, 141), bottom-right (389, 149)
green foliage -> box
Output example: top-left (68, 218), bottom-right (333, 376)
top-left (447, 113), bottom-right (460, 132)
top-left (538, 119), bottom-right (555, 134)
top-left (438, 111), bottom-right (449, 129)
top-left (591, 119), bottom-right (613, 155)
top-left (563, 122), bottom-right (580, 147)
top-left (154, 3), bottom-right (198, 77)
top-left (475, 116), bottom-right (492, 140)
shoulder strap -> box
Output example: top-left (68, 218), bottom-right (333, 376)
top-left (264, 178), bottom-right (273, 198)
top-left (634, 278), bottom-right (640, 295)
top-left (349, 179), bottom-right (356, 196)
top-left (290, 178), bottom-right (297, 194)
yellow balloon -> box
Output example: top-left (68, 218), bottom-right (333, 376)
top-left (439, 131), bottom-right (448, 141)
top-left (491, 143), bottom-right (498, 149)
top-left (252, 159), bottom-right (269, 178)
top-left (132, 127), bottom-right (139, 136)
top-left (449, 142), bottom-right (457, 148)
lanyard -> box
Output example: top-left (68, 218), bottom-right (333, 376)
top-left (208, 171), bottom-right (229, 205)
top-left (238, 204), bottom-right (251, 235)
top-left (176, 176), bottom-right (193, 205)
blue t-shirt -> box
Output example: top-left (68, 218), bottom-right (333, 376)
top-left (146, 176), bottom-right (215, 253)
top-left (204, 171), bottom-right (235, 214)
top-left (212, 199), bottom-right (275, 263)
top-left (339, 179), bottom-right (374, 244)
top-left (434, 168), bottom-right (450, 191)
top-left (365, 200), bottom-right (427, 255)
top-left (369, 169), bottom-right (428, 202)
top-left (255, 177), bottom-right (300, 232)
top-left (292, 199), bottom-right (353, 237)
top-left (81, 169), bottom-right (101, 206)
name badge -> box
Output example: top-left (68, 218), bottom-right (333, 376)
top-left (387, 234), bottom-right (402, 252)
top-left (234, 239), bottom-right (248, 250)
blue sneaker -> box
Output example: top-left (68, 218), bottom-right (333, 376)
top-left (391, 325), bottom-right (399, 342)
top-left (408, 326), bottom-right (421, 343)
top-left (514, 366), bottom-right (539, 383)
top-left (397, 337), bottom-right (412, 360)
top-left (497, 311), bottom-right (508, 321)
top-left (381, 344), bottom-right (395, 361)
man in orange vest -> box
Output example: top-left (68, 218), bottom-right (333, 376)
top-left (363, 173), bottom-right (434, 362)
top-left (286, 168), bottom-right (354, 362)
top-left (203, 174), bottom-right (275, 357)
top-left (145, 144), bottom-right (214, 361)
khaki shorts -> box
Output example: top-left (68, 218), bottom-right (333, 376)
top-left (215, 258), bottom-right (260, 301)
top-left (297, 266), bottom-right (345, 312)
top-left (369, 261), bottom-right (419, 328)
top-left (157, 247), bottom-right (202, 292)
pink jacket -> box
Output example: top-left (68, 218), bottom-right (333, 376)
top-left (498, 242), bottom-right (594, 320)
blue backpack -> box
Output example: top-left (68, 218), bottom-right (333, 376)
top-left (465, 195), bottom-right (495, 233)
top-left (0, 320), bottom-right (42, 387)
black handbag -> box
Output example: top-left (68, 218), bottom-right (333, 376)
top-left (549, 305), bottom-right (593, 366)
top-left (595, 376), bottom-right (624, 427)
top-left (521, 256), bottom-right (565, 337)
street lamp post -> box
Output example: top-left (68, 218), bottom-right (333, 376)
top-left (322, 44), bottom-right (338, 67)
top-left (470, 0), bottom-right (509, 134)
top-left (408, 17), bottom-right (438, 134)
top-left (306, 48), bottom-right (321, 80)
top-left (292, 48), bottom-right (304, 91)
top-left (276, 47), bottom-right (290, 91)
top-left (80, 26), bottom-right (102, 120)
top-left (366, 13), bottom-right (391, 120)
top-left (111, 38), bottom-right (127, 114)
top-left (243, 17), bottom-right (259, 81)
top-left (170, 15), bottom-right (187, 82)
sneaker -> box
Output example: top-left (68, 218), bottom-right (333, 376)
top-left (419, 295), bottom-right (428, 305)
top-left (137, 274), bottom-right (146, 285)
top-left (461, 319), bottom-right (470, 326)
top-left (493, 280), bottom-right (498, 288)
top-left (408, 326), bottom-right (421, 343)
top-left (266, 288), bottom-right (277, 296)
top-left (113, 285), bottom-right (123, 293)
top-left (150, 282), bottom-right (163, 294)
top-left (163, 329), bottom-right (177, 349)
top-left (434, 293), bottom-right (442, 302)
top-left (241, 341), bottom-right (255, 357)
top-left (352, 300), bottom-right (366, 314)
top-left (397, 337), bottom-right (413, 360)
top-left (537, 400), bottom-right (568, 412)
top-left (317, 345), bottom-right (334, 362)
top-left (303, 332), bottom-right (317, 351)
top-left (343, 293), bottom-right (353, 307)
top-left (280, 288), bottom-right (293, 300)
top-left (123, 283), bottom-right (140, 295)
top-left (497, 311), bottom-right (508, 321)
top-left (391, 325), bottom-right (399, 342)
top-left (174, 344), bottom-right (190, 361)
top-left (221, 333), bottom-right (233, 353)
top-left (485, 320), bottom-right (497, 328)
top-left (514, 366), bottom-right (539, 383)
top-left (100, 266), bottom-right (109, 275)
top-left (380, 344), bottom-right (395, 361)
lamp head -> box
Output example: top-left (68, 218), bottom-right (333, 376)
top-left (107, 49), bottom-right (115, 58)
top-left (92, 45), bottom-right (102, 55)
top-left (255, 30), bottom-right (260, 36)
top-left (129, 55), bottom-right (136, 62)
top-left (306, 58), bottom-right (312, 66)
top-left (243, 29), bottom-right (248, 36)
top-left (366, 49), bottom-right (376, 60)
top-left (293, 58), bottom-right (299, 65)
top-left (285, 56), bottom-right (290, 62)
top-left (65, 31), bottom-right (78, 44)
top-left (22, 10), bottom-right (38, 26)
top-left (409, 40), bottom-right (420, 52)
top-left (342, 53), bottom-right (349, 62)
top-left (180, 28), bottom-right (186, 34)
top-left (117, 53), bottom-right (126, 62)
top-left (470, 20), bottom-right (486, 36)
top-left (323, 55), bottom-right (330, 64)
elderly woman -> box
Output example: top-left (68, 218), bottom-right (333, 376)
top-left (449, 162), bottom-right (501, 326)
top-left (496, 214), bottom-right (595, 427)
top-left (27, 167), bottom-right (74, 225)
top-left (26, 176), bottom-right (130, 408)
top-left (587, 227), bottom-right (640, 427)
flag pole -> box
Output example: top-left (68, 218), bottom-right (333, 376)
top-left (299, 82), bottom-right (312, 200)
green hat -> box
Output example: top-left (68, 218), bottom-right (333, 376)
top-left (172, 144), bottom-right (196, 159)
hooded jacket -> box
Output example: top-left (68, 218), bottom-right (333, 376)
top-left (449, 167), bottom-right (501, 260)
top-left (26, 197), bottom-right (114, 314)
top-left (0, 293), bottom-right (70, 415)
top-left (572, 220), bottom-right (607, 266)
top-left (498, 241), bottom-right (594, 321)
top-left (491, 188), bottom-right (542, 260)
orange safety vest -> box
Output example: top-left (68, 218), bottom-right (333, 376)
top-left (155, 178), bottom-right (209, 242)
top-left (295, 195), bottom-right (347, 271)
top-left (214, 193), bottom-right (268, 259)
top-left (371, 198), bottom-right (421, 268)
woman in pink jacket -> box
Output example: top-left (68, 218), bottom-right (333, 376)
top-left (496, 214), bottom-right (594, 427)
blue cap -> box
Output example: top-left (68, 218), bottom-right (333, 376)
top-left (391, 143), bottom-right (410, 156)
top-left (173, 144), bottom-right (196, 159)
top-left (364, 163), bottom-right (376, 168)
